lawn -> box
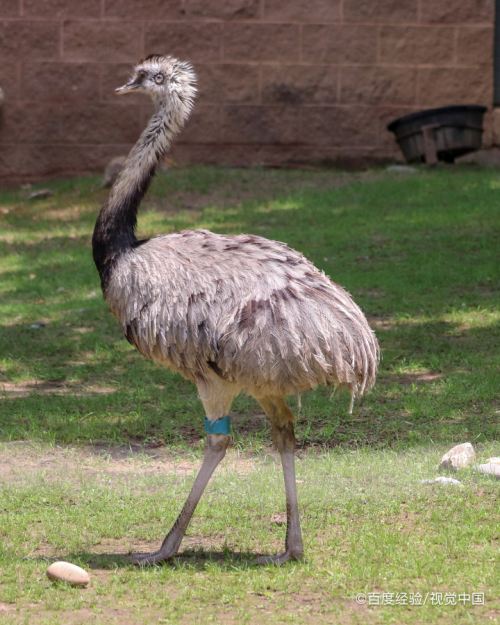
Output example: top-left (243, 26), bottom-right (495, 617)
top-left (0, 165), bottom-right (498, 624)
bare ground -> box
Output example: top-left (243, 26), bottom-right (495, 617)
top-left (0, 380), bottom-right (115, 398)
top-left (2, 599), bottom-right (375, 625)
top-left (0, 441), bottom-right (261, 485)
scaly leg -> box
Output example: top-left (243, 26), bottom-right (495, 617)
top-left (131, 433), bottom-right (230, 566)
top-left (256, 397), bottom-right (304, 565)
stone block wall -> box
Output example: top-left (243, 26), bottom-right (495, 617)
top-left (0, 0), bottom-right (494, 180)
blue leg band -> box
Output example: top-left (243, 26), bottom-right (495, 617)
top-left (204, 416), bottom-right (231, 435)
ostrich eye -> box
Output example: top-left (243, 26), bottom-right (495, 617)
top-left (154, 73), bottom-right (165, 85)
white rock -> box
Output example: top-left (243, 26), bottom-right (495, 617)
top-left (474, 461), bottom-right (500, 479)
top-left (29, 322), bottom-right (46, 329)
top-left (46, 561), bottom-right (90, 587)
top-left (421, 477), bottom-right (462, 486)
top-left (28, 189), bottom-right (53, 200)
top-left (439, 442), bottom-right (475, 471)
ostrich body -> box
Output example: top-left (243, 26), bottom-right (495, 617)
top-left (93, 55), bottom-right (379, 566)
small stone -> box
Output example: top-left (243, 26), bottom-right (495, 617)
top-left (46, 561), bottom-right (90, 587)
top-left (474, 460), bottom-right (500, 479)
top-left (421, 477), bottom-right (462, 486)
top-left (102, 156), bottom-right (126, 188)
top-left (29, 322), bottom-right (46, 329)
top-left (28, 189), bottom-right (53, 200)
top-left (386, 164), bottom-right (417, 174)
top-left (439, 442), bottom-right (475, 472)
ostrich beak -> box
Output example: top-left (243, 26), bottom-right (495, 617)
top-left (115, 78), bottom-right (141, 95)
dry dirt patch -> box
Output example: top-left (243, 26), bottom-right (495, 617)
top-left (0, 379), bottom-right (115, 398)
top-left (6, 606), bottom-right (168, 625)
top-left (383, 372), bottom-right (444, 386)
top-left (0, 441), bottom-right (260, 486)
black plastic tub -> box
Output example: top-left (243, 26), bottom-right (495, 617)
top-left (387, 105), bottom-right (487, 164)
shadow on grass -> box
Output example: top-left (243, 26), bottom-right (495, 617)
top-left (0, 318), bottom-right (498, 446)
top-left (31, 549), bottom-right (274, 571)
top-left (1, 168), bottom-right (499, 448)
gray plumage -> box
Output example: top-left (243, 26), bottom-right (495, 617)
top-left (107, 229), bottom-right (378, 403)
top-left (92, 55), bottom-right (379, 566)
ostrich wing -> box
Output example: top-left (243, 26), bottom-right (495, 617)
top-left (105, 230), bottom-right (378, 396)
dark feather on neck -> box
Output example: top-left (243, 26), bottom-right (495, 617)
top-left (92, 163), bottom-right (156, 291)
top-left (92, 59), bottom-right (196, 292)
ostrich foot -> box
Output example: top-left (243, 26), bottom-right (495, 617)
top-left (130, 434), bottom-right (231, 568)
top-left (255, 550), bottom-right (304, 566)
top-left (130, 549), bottom-right (177, 566)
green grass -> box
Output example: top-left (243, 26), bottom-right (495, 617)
top-left (0, 166), bottom-right (498, 447)
top-left (0, 443), bottom-right (498, 624)
top-left (0, 165), bottom-right (498, 624)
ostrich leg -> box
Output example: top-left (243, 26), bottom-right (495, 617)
top-left (257, 397), bottom-right (304, 565)
top-left (132, 433), bottom-right (230, 566)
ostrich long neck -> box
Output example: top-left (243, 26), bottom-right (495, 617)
top-left (92, 101), bottom-right (182, 288)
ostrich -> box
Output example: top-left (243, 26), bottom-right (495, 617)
top-left (92, 55), bottom-right (380, 566)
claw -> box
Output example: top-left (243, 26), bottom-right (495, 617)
top-left (255, 551), bottom-right (303, 566)
top-left (130, 550), bottom-right (175, 566)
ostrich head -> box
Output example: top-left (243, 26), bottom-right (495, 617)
top-left (115, 54), bottom-right (197, 112)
